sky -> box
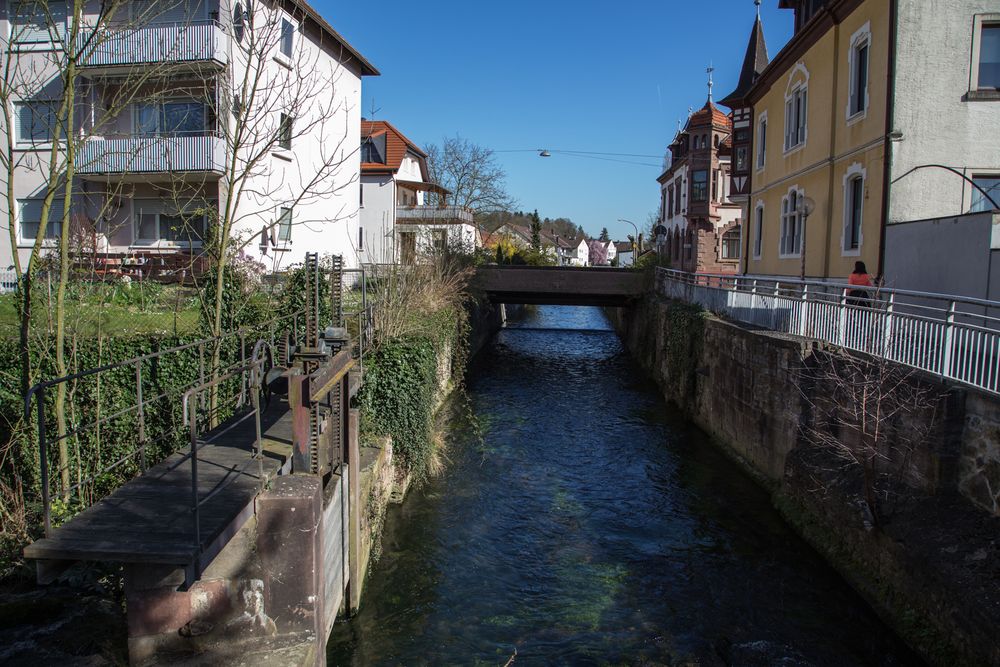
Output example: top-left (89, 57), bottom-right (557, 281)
top-left (320, 0), bottom-right (795, 242)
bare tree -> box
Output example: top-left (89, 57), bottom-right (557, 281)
top-left (796, 313), bottom-right (942, 527)
top-left (1, 0), bottom-right (190, 494)
top-left (138, 0), bottom-right (363, 417)
top-left (425, 136), bottom-right (515, 217)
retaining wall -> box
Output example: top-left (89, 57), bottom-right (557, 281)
top-left (611, 296), bottom-right (1000, 666)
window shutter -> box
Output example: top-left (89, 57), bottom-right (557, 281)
top-left (798, 90), bottom-right (808, 144)
top-left (785, 101), bottom-right (793, 148)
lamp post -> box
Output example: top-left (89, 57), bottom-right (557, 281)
top-left (798, 196), bottom-right (816, 281)
top-left (617, 218), bottom-right (639, 264)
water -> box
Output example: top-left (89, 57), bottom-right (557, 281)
top-left (328, 306), bottom-right (920, 666)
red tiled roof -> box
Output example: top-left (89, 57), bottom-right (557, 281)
top-left (360, 120), bottom-right (428, 176)
top-left (687, 101), bottom-right (732, 130)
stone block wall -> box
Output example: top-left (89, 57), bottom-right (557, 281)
top-left (960, 392), bottom-right (1000, 514)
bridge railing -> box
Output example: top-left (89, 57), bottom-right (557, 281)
top-left (655, 267), bottom-right (1000, 396)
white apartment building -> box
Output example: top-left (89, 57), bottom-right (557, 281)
top-left (358, 120), bottom-right (476, 265)
top-left (2, 0), bottom-right (377, 273)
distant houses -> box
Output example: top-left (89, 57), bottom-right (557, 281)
top-left (359, 120), bottom-right (477, 265)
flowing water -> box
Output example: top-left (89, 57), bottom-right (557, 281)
top-left (328, 306), bottom-right (920, 666)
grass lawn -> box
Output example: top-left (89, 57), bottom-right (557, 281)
top-left (0, 282), bottom-right (202, 338)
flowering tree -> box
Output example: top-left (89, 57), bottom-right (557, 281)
top-left (588, 240), bottom-right (608, 266)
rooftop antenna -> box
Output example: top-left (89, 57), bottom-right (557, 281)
top-left (367, 98), bottom-right (381, 120)
top-left (707, 63), bottom-right (715, 103)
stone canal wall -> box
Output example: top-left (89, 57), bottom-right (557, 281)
top-left (610, 296), bottom-right (1000, 667)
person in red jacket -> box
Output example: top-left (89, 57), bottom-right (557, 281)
top-left (847, 261), bottom-right (873, 306)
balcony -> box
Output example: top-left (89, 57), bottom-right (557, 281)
top-left (396, 205), bottom-right (474, 224)
top-left (77, 20), bottom-right (228, 71)
top-left (75, 134), bottom-right (226, 178)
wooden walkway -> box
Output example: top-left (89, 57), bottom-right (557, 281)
top-left (25, 396), bottom-right (294, 572)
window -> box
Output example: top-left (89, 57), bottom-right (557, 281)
top-left (780, 189), bottom-right (803, 256)
top-left (978, 23), bottom-right (1000, 90)
top-left (134, 200), bottom-right (207, 243)
top-left (18, 198), bottom-right (63, 242)
top-left (661, 188), bottom-right (667, 220)
top-left (361, 134), bottom-right (385, 163)
top-left (358, 226), bottom-right (364, 251)
top-left (667, 185), bottom-right (674, 218)
top-left (736, 146), bottom-right (748, 173)
top-left (135, 100), bottom-right (208, 136)
top-left (432, 230), bottom-right (447, 253)
top-left (691, 170), bottom-right (708, 202)
top-left (971, 175), bottom-right (1000, 212)
top-left (277, 113), bottom-right (292, 150)
top-left (712, 170), bottom-right (718, 201)
top-left (280, 18), bottom-right (294, 58)
top-left (233, 2), bottom-right (245, 42)
top-left (849, 26), bottom-right (870, 118)
top-left (721, 228), bottom-right (740, 260)
top-left (15, 100), bottom-right (58, 143)
top-left (11, 0), bottom-right (66, 43)
top-left (756, 115), bottom-right (767, 168)
top-left (674, 181), bottom-right (682, 214)
top-left (277, 206), bottom-right (292, 242)
top-left (785, 87), bottom-right (808, 150)
top-left (845, 175), bottom-right (864, 250)
top-left (753, 203), bottom-right (764, 258)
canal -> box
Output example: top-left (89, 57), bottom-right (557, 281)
top-left (328, 305), bottom-right (920, 665)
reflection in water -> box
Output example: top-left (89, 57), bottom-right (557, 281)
top-left (328, 306), bottom-right (920, 666)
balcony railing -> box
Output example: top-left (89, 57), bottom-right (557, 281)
top-left (76, 134), bottom-right (226, 176)
top-left (77, 20), bottom-right (228, 69)
top-left (396, 205), bottom-right (474, 224)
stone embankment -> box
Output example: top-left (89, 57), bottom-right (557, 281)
top-left (611, 297), bottom-right (1000, 667)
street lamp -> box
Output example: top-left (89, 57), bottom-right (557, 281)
top-left (617, 218), bottom-right (639, 265)
top-left (798, 196), bottom-right (816, 281)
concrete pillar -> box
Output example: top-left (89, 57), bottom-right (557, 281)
top-left (346, 406), bottom-right (362, 615)
top-left (256, 476), bottom-right (323, 645)
top-left (123, 563), bottom-right (234, 664)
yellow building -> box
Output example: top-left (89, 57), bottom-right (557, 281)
top-left (741, 0), bottom-right (889, 280)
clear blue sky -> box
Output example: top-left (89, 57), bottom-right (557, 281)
top-left (321, 1), bottom-right (794, 241)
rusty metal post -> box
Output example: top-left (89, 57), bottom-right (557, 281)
top-left (288, 371), bottom-right (311, 474)
top-left (346, 401), bottom-right (361, 614)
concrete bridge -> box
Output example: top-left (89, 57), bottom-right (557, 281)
top-left (473, 266), bottom-right (647, 306)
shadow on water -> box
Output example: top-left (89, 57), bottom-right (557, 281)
top-left (328, 305), bottom-right (923, 666)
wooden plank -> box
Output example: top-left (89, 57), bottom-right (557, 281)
top-left (25, 537), bottom-right (195, 563)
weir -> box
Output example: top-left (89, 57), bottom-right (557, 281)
top-left (23, 254), bottom-right (365, 664)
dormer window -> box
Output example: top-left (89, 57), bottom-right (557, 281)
top-left (361, 134), bottom-right (386, 163)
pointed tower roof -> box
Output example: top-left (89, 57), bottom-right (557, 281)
top-left (719, 12), bottom-right (769, 109)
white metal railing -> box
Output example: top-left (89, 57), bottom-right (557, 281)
top-left (76, 134), bottom-right (226, 175)
top-left (655, 267), bottom-right (1000, 395)
top-left (77, 20), bottom-right (229, 68)
top-left (395, 205), bottom-right (474, 224)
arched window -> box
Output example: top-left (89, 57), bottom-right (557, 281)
top-left (714, 135), bottom-right (720, 148)
top-left (233, 2), bottom-right (246, 42)
top-left (686, 229), bottom-right (694, 261)
top-left (721, 227), bottom-right (741, 260)
top-left (673, 228), bottom-right (681, 259)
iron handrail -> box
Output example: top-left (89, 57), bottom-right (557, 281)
top-left (25, 310), bottom-right (302, 536)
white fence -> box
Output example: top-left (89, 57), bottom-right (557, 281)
top-left (656, 267), bottom-right (1000, 396)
